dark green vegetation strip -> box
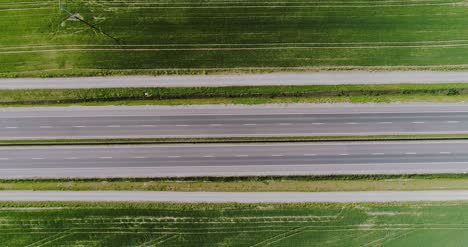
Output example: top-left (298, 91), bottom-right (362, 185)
top-left (0, 201), bottom-right (467, 246)
top-left (3, 83), bottom-right (468, 106)
top-left (5, 174), bottom-right (468, 192)
top-left (5, 0), bottom-right (468, 77)
top-left (6, 134), bottom-right (468, 146)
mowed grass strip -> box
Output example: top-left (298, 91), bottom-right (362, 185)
top-left (5, 0), bottom-right (468, 76)
top-left (1, 83), bottom-right (468, 106)
top-left (5, 175), bottom-right (468, 192)
top-left (1, 201), bottom-right (468, 246)
top-left (4, 134), bottom-right (468, 146)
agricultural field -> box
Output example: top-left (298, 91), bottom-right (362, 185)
top-left (4, 0), bottom-right (468, 77)
top-left (0, 202), bottom-right (468, 246)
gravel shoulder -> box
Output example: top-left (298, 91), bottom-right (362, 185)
top-left (3, 191), bottom-right (468, 203)
top-left (5, 71), bottom-right (468, 89)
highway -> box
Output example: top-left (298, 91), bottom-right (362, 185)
top-left (3, 141), bottom-right (468, 178)
top-left (4, 71), bottom-right (468, 89)
top-left (4, 104), bottom-right (468, 139)
top-left (2, 191), bottom-right (468, 203)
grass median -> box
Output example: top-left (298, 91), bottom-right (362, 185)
top-left (5, 134), bottom-right (468, 146)
top-left (4, 83), bottom-right (468, 106)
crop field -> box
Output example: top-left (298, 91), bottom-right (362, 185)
top-left (4, 0), bottom-right (468, 77)
top-left (1, 202), bottom-right (468, 246)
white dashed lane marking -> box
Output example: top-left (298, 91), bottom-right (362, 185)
top-left (0, 151), bottom-right (461, 162)
top-left (1, 119), bottom-right (468, 132)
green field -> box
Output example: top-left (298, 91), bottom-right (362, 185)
top-left (0, 202), bottom-right (468, 246)
top-left (4, 0), bottom-right (468, 77)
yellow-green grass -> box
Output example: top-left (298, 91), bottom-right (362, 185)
top-left (5, 0), bottom-right (468, 77)
top-left (1, 201), bottom-right (468, 246)
top-left (6, 175), bottom-right (468, 192)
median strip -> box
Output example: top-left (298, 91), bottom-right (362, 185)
top-left (4, 134), bottom-right (468, 146)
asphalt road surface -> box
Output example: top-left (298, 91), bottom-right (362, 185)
top-left (3, 71), bottom-right (468, 89)
top-left (3, 141), bottom-right (468, 178)
top-left (5, 104), bottom-right (468, 139)
top-left (2, 191), bottom-right (468, 202)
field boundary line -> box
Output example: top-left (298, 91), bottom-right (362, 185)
top-left (5, 42), bottom-right (468, 54)
top-left (0, 7), bottom-right (51, 12)
top-left (90, 0), bottom-right (456, 4)
top-left (8, 38), bottom-right (468, 50)
top-left (85, 3), bottom-right (458, 8)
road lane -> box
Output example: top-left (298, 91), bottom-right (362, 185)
top-left (3, 141), bottom-right (468, 178)
top-left (3, 105), bottom-right (468, 139)
top-left (2, 191), bottom-right (468, 202)
top-left (4, 71), bottom-right (468, 89)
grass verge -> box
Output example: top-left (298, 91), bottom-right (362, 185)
top-left (6, 174), bottom-right (468, 192)
top-left (7, 66), bottom-right (468, 78)
top-left (0, 201), bottom-right (467, 246)
top-left (3, 83), bottom-right (468, 106)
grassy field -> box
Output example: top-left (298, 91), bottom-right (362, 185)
top-left (5, 0), bottom-right (468, 77)
top-left (2, 83), bottom-right (468, 106)
top-left (6, 175), bottom-right (468, 192)
top-left (0, 201), bottom-right (467, 246)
